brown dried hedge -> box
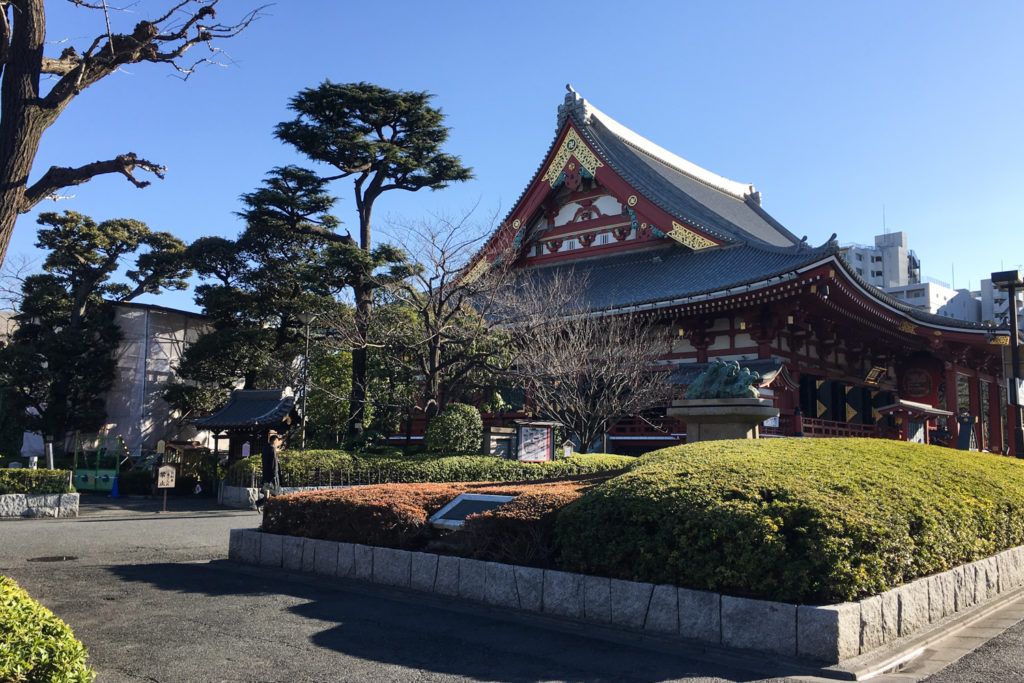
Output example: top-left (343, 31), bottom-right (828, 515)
top-left (261, 476), bottom-right (607, 560)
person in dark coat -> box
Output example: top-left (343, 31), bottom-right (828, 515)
top-left (257, 433), bottom-right (281, 508)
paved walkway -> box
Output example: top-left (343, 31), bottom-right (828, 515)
top-left (2, 494), bottom-right (1023, 681)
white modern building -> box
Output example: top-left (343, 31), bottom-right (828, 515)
top-left (884, 279), bottom-right (981, 321)
top-left (841, 232), bottom-right (921, 289)
top-left (980, 278), bottom-right (1024, 331)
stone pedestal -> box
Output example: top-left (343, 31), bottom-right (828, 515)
top-left (668, 398), bottom-right (779, 443)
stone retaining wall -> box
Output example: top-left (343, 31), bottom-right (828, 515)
top-left (218, 484), bottom-right (348, 509)
top-left (228, 529), bottom-right (1024, 665)
top-left (0, 493), bottom-right (79, 518)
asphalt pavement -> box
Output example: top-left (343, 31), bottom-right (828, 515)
top-left (1, 493), bottom-right (1023, 682)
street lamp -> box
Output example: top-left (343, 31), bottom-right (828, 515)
top-left (296, 312), bottom-right (318, 450)
top-left (992, 270), bottom-right (1023, 457)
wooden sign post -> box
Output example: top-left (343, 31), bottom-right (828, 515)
top-left (157, 464), bottom-right (176, 513)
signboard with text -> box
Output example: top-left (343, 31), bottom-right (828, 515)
top-left (517, 426), bottom-right (552, 462)
top-left (157, 465), bottom-right (176, 489)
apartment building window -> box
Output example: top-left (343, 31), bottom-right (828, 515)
top-left (871, 255), bottom-right (882, 263)
top-left (856, 268), bottom-right (864, 275)
top-left (871, 270), bottom-right (883, 277)
top-left (856, 253), bottom-right (863, 261)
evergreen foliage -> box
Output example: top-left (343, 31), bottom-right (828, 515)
top-left (424, 403), bottom-right (483, 454)
top-left (0, 469), bottom-right (73, 494)
top-left (167, 167), bottom-right (348, 412)
top-left (224, 450), bottom-right (632, 488)
top-left (0, 211), bottom-right (189, 444)
top-left (0, 575), bottom-right (95, 682)
top-left (557, 438), bottom-right (1024, 603)
top-left (275, 81), bottom-right (472, 436)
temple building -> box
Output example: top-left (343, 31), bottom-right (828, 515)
top-left (470, 89), bottom-right (1015, 455)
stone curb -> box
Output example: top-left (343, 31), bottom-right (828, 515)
top-left (0, 492), bottom-right (79, 518)
top-left (227, 529), bottom-right (1024, 665)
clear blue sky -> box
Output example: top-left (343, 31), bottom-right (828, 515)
top-left (14, 0), bottom-right (1023, 311)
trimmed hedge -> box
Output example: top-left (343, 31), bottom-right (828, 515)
top-left (462, 476), bottom-right (605, 567)
top-left (556, 438), bottom-right (1024, 604)
top-left (225, 450), bottom-right (633, 488)
top-left (424, 403), bottom-right (482, 454)
top-left (0, 469), bottom-right (74, 495)
top-left (0, 575), bottom-right (95, 682)
top-left (262, 478), bottom-right (604, 557)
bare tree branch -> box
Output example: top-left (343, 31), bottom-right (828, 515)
top-left (22, 154), bottom-right (166, 208)
top-left (0, 0), bottom-right (264, 268)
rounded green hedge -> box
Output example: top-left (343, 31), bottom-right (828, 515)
top-left (225, 449), bottom-right (633, 487)
top-left (424, 403), bottom-right (482, 454)
top-left (0, 575), bottom-right (95, 681)
top-left (556, 438), bottom-right (1024, 604)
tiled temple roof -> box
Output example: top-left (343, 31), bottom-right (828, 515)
top-left (192, 388), bottom-right (295, 430)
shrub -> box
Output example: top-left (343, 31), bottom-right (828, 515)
top-left (262, 478), bottom-right (605, 559)
top-left (0, 469), bottom-right (74, 495)
top-left (0, 575), bottom-right (95, 682)
top-left (556, 438), bottom-right (1024, 604)
top-left (424, 403), bottom-right (482, 454)
top-left (262, 482), bottom-right (523, 548)
top-left (462, 475), bottom-right (606, 567)
top-left (225, 450), bottom-right (632, 488)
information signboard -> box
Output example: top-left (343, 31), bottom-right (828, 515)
top-left (157, 464), bottom-right (176, 489)
top-left (518, 426), bottom-right (551, 462)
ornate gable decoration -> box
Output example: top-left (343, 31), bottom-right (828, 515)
top-left (668, 221), bottom-right (716, 251)
top-left (541, 128), bottom-right (603, 188)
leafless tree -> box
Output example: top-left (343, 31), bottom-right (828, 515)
top-left (383, 210), bottom-right (515, 424)
top-left (504, 271), bottom-right (675, 453)
top-left (0, 0), bottom-right (262, 266)
top-left (319, 210), bottom-right (515, 427)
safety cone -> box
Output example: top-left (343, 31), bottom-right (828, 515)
top-left (109, 475), bottom-right (120, 498)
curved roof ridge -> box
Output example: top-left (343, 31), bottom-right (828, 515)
top-left (559, 90), bottom-right (754, 201)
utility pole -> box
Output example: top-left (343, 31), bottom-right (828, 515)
top-left (992, 270), bottom-right (1024, 457)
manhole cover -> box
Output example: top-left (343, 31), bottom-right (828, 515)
top-left (27, 556), bottom-right (78, 562)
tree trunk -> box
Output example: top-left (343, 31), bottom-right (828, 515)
top-left (0, 0), bottom-right (49, 264)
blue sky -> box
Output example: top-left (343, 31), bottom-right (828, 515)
top-left (13, 0), bottom-right (1023, 311)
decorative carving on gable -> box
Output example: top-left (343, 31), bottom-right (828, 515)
top-left (572, 199), bottom-right (603, 222)
top-left (668, 221), bottom-right (716, 250)
top-left (541, 128), bottom-right (604, 188)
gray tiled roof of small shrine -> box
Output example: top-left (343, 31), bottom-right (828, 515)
top-left (558, 92), bottom-right (803, 248)
top-left (192, 388), bottom-right (295, 430)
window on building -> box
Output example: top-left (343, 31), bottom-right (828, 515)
top-left (871, 255), bottom-right (882, 263)
top-left (856, 268), bottom-right (864, 275)
top-left (871, 270), bottom-right (883, 277)
top-left (856, 253), bottom-right (863, 261)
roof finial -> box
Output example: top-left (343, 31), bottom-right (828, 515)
top-left (566, 83), bottom-right (576, 94)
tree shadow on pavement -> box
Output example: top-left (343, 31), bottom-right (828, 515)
top-left (109, 561), bottom-right (782, 683)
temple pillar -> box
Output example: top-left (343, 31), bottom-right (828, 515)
top-left (988, 380), bottom-right (1003, 454)
top-left (969, 374), bottom-right (982, 451)
top-left (945, 366), bottom-right (959, 445)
